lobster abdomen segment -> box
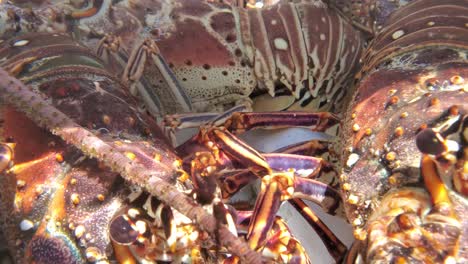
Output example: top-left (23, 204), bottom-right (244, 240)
top-left (90, 0), bottom-right (363, 112)
top-left (237, 2), bottom-right (363, 109)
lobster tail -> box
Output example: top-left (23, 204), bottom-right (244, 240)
top-left (238, 2), bottom-right (363, 111)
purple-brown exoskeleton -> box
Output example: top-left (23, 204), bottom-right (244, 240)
top-left (0, 29), bottom-right (349, 263)
top-left (0, 0), bottom-right (363, 116)
top-left (0, 0), bottom-right (467, 263)
top-left (339, 0), bottom-right (468, 262)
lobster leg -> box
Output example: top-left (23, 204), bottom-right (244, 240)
top-left (69, 0), bottom-right (103, 19)
top-left (245, 172), bottom-right (343, 245)
top-left (176, 110), bottom-right (338, 159)
top-left (224, 111), bottom-right (339, 134)
top-left (273, 140), bottom-right (332, 156)
top-left (163, 104), bottom-right (250, 146)
top-left (214, 151), bottom-right (345, 260)
top-left (215, 152), bottom-right (334, 198)
top-left (262, 216), bottom-right (311, 264)
top-left (289, 199), bottom-right (347, 263)
top-left (233, 212), bottom-right (312, 264)
top-left (0, 67), bottom-right (263, 263)
top-left (169, 107), bottom-right (337, 135)
top-left (121, 38), bottom-right (193, 115)
top-left (204, 128), bottom-right (347, 261)
top-left (362, 119), bottom-right (466, 263)
top-left (95, 34), bottom-right (167, 117)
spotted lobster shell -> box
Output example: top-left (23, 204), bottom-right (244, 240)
top-left (340, 0), bottom-right (468, 262)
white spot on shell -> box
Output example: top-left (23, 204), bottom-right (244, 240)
top-left (352, 217), bottom-right (362, 226)
top-left (127, 208), bottom-right (140, 219)
top-left (347, 194), bottom-right (359, 204)
top-left (85, 247), bottom-right (101, 262)
top-left (445, 256), bottom-right (457, 264)
top-left (271, 19), bottom-right (277, 25)
top-left (273, 38), bottom-right (288, 50)
top-left (255, 2), bottom-right (264, 8)
top-left (320, 34), bottom-right (326, 40)
top-left (75, 225), bottom-right (86, 238)
top-left (20, 219), bottom-right (34, 231)
top-left (135, 220), bottom-right (147, 234)
top-left (13, 39), bottom-right (29, 47)
top-left (446, 140), bottom-right (460, 152)
top-left (321, 17), bottom-right (326, 23)
top-left (392, 30), bottom-right (405, 40)
top-left (346, 153), bottom-right (360, 168)
top-left (427, 21), bottom-right (435, 26)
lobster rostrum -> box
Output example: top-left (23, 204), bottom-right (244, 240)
top-left (0, 10), bottom-right (347, 264)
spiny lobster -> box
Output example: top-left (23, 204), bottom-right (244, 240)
top-left (0, 31), bottom-right (343, 263)
top-left (339, 0), bottom-right (468, 262)
top-left (0, 0), bottom-right (357, 263)
top-left (0, 0), bottom-right (466, 263)
top-left (0, 0), bottom-right (363, 116)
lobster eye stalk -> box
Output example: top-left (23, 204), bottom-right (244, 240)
top-left (416, 128), bottom-right (446, 156)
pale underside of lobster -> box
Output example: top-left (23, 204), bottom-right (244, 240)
top-left (0, 0), bottom-right (466, 264)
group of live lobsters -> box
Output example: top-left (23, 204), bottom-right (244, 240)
top-left (0, 0), bottom-right (466, 263)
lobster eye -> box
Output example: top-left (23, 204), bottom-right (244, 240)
top-left (109, 214), bottom-right (139, 245)
top-left (0, 143), bottom-right (13, 172)
top-left (416, 128), bottom-right (446, 156)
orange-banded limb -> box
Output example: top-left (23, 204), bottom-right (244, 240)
top-left (177, 123), bottom-right (345, 261)
top-left (224, 111), bottom-right (339, 134)
top-left (164, 104), bottom-right (249, 146)
top-left (183, 118), bottom-right (333, 170)
top-left (202, 145), bottom-right (333, 201)
top-left (225, 212), bottom-right (311, 264)
top-left (246, 172), bottom-right (342, 249)
top-left (364, 187), bottom-right (461, 263)
top-left (203, 127), bottom-right (272, 176)
top-left (203, 128), bottom-right (343, 254)
top-left (360, 126), bottom-right (464, 263)
top-left (216, 169), bottom-right (258, 200)
top-left (69, 0), bottom-right (104, 19)
top-left (188, 149), bottom-right (242, 256)
top-left (205, 128), bottom-right (342, 212)
top-left (264, 153), bottom-right (328, 178)
top-left (172, 107), bottom-right (337, 151)
top-left (215, 153), bottom-right (330, 199)
top-left (267, 146), bottom-right (339, 188)
top-left (214, 153), bottom-right (346, 262)
top-left (273, 140), bottom-right (331, 156)
top-left (289, 199), bottom-right (347, 263)
top-left (262, 216), bottom-right (311, 264)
